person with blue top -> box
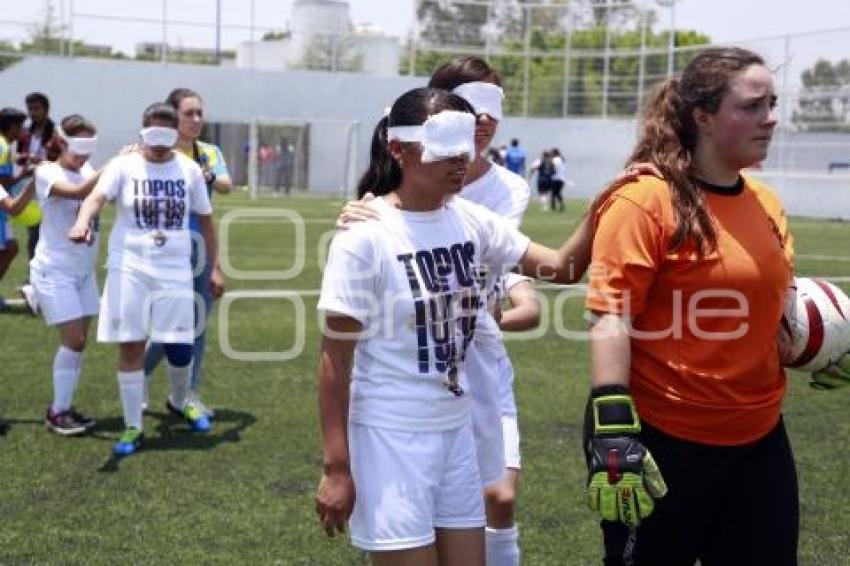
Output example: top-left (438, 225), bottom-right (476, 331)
top-left (143, 88), bottom-right (231, 418)
top-left (503, 138), bottom-right (526, 177)
top-left (0, 107), bottom-right (30, 310)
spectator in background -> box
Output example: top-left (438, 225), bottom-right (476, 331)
top-left (528, 150), bottom-right (554, 211)
top-left (275, 138), bottom-right (295, 195)
top-left (549, 147), bottom-right (566, 212)
top-left (21, 93), bottom-right (60, 165)
top-left (17, 92), bottom-right (59, 310)
top-left (0, 107), bottom-right (29, 309)
top-left (503, 138), bottom-right (526, 177)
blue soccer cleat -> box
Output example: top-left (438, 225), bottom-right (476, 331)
top-left (113, 427), bottom-right (143, 457)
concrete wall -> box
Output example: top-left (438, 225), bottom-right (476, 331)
top-left (0, 56), bottom-right (421, 193)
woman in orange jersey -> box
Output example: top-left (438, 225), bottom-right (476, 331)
top-left (583, 47), bottom-right (798, 565)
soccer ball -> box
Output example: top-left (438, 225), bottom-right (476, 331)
top-left (777, 277), bottom-right (850, 372)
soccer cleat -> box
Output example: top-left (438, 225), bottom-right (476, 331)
top-left (188, 391), bottom-right (214, 419)
top-left (113, 427), bottom-right (143, 456)
top-left (166, 399), bottom-right (211, 433)
top-left (0, 415), bottom-right (8, 435)
top-left (18, 284), bottom-right (38, 316)
top-left (68, 407), bottom-right (96, 430)
top-left (45, 407), bottom-right (87, 436)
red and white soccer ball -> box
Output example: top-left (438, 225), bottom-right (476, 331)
top-left (778, 277), bottom-right (850, 372)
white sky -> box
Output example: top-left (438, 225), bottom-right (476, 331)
top-left (2, 0), bottom-right (849, 88)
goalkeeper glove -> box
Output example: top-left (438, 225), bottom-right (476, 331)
top-left (584, 385), bottom-right (667, 527)
top-left (811, 353), bottom-right (850, 389)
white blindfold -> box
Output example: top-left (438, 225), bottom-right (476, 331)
top-left (57, 125), bottom-right (98, 156)
top-left (452, 82), bottom-right (504, 122)
top-left (140, 126), bottom-right (178, 148)
top-left (386, 110), bottom-right (476, 163)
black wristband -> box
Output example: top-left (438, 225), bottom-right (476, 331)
top-left (589, 385), bottom-right (640, 435)
top-left (591, 384), bottom-right (630, 398)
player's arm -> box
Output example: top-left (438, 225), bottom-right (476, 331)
top-left (517, 215), bottom-right (593, 285)
top-left (315, 315), bottom-right (360, 537)
top-left (517, 163), bottom-right (665, 284)
top-left (195, 214), bottom-right (224, 299)
top-left (0, 165), bottom-right (33, 189)
top-left (0, 179), bottom-right (35, 216)
top-left (583, 311), bottom-right (667, 526)
top-left (498, 279), bottom-right (540, 332)
top-left (204, 147), bottom-right (233, 195)
top-left (44, 168), bottom-right (103, 199)
top-left (68, 190), bottom-right (107, 244)
top-left (210, 173), bottom-right (232, 195)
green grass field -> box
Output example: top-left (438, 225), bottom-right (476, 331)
top-left (1, 192), bottom-right (849, 565)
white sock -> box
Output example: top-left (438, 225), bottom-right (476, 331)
top-left (167, 362), bottom-right (192, 409)
top-left (118, 370), bottom-right (144, 430)
top-left (52, 346), bottom-right (83, 412)
top-left (485, 525), bottom-right (520, 566)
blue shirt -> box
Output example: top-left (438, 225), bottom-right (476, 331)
top-left (504, 146), bottom-right (526, 175)
top-left (0, 137), bottom-right (12, 223)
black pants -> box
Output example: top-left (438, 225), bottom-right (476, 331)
top-left (550, 179), bottom-right (564, 211)
top-left (602, 418), bottom-right (799, 566)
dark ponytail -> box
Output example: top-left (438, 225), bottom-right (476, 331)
top-left (357, 115), bottom-right (402, 198)
top-left (356, 87), bottom-right (475, 198)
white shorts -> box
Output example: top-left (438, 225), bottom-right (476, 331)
top-left (465, 343), bottom-right (506, 487)
top-left (97, 269), bottom-right (196, 344)
top-left (502, 414), bottom-right (521, 470)
top-left (348, 421), bottom-right (485, 552)
top-left (0, 218), bottom-right (14, 248)
top-left (30, 265), bottom-right (100, 326)
top-left (495, 354), bottom-right (517, 416)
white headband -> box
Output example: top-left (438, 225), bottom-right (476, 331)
top-left (452, 82), bottom-right (504, 122)
top-left (57, 124), bottom-right (98, 155)
top-left (386, 110), bottom-right (476, 163)
top-left (140, 126), bottom-right (178, 148)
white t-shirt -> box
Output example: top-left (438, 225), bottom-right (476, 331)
top-left (29, 132), bottom-right (44, 160)
top-left (318, 196), bottom-right (530, 431)
top-left (552, 155), bottom-right (567, 182)
top-left (460, 163), bottom-right (531, 352)
top-left (31, 161), bottom-right (99, 275)
top-left (94, 152), bottom-right (212, 280)
top-left (460, 164), bottom-right (529, 229)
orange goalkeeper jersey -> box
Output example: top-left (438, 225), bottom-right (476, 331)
top-left (586, 175), bottom-right (794, 446)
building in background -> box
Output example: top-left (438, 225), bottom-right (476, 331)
top-left (235, 0), bottom-right (401, 76)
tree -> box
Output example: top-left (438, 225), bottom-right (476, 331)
top-left (21, 0), bottom-right (65, 55)
top-left (404, 1), bottom-right (710, 117)
top-left (299, 33), bottom-right (363, 73)
top-left (792, 58), bottom-right (850, 132)
top-left (417, 0), bottom-right (490, 47)
top-left (262, 31), bottom-right (291, 41)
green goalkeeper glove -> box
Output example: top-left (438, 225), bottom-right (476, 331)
top-left (584, 386), bottom-right (667, 527)
top-left (811, 353), bottom-right (850, 389)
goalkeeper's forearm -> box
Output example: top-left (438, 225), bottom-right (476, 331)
top-left (590, 312), bottom-right (632, 388)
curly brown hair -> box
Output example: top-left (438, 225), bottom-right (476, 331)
top-left (622, 46), bottom-right (765, 254)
